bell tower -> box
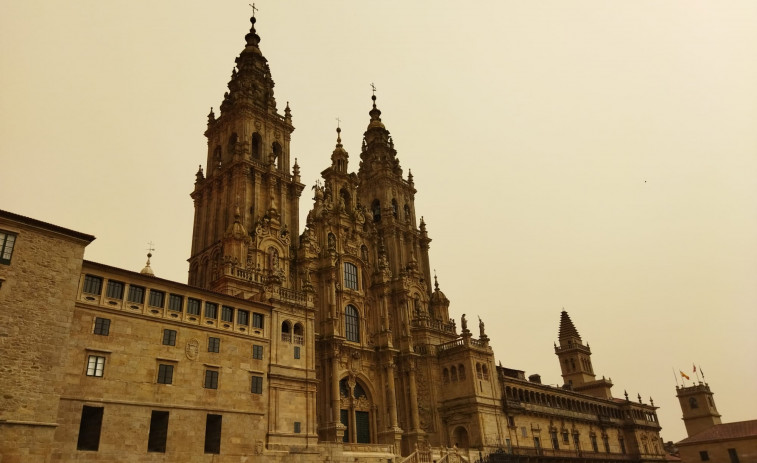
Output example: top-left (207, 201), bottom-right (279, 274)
top-left (555, 310), bottom-right (613, 398)
top-left (676, 382), bottom-right (722, 437)
top-left (188, 15), bottom-right (304, 295)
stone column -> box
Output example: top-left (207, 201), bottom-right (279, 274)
top-left (408, 360), bottom-right (420, 431)
top-left (386, 362), bottom-right (399, 429)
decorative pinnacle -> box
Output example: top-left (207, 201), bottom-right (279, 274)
top-left (434, 270), bottom-right (439, 290)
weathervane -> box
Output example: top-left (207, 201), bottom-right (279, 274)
top-left (249, 3), bottom-right (258, 18)
top-left (336, 117), bottom-right (341, 128)
top-left (146, 241), bottom-right (155, 254)
top-left (371, 82), bottom-right (377, 96)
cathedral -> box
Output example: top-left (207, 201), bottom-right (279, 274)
top-left (0, 13), bottom-right (667, 463)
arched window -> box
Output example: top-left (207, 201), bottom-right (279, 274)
top-left (404, 204), bottom-right (411, 222)
top-left (476, 363), bottom-right (483, 379)
top-left (344, 262), bottom-right (358, 290)
top-left (345, 305), bottom-right (360, 343)
top-left (353, 383), bottom-right (366, 399)
top-left (251, 133), bottom-right (262, 160)
top-left (458, 364), bottom-right (465, 380)
top-left (482, 364), bottom-right (489, 381)
top-left (281, 321), bottom-right (291, 342)
top-left (340, 188), bottom-right (351, 210)
top-left (272, 141), bottom-right (282, 168)
top-left (228, 133), bottom-right (238, 155)
top-left (293, 322), bottom-right (304, 345)
top-left (371, 199), bottom-right (381, 222)
top-left (689, 397), bottom-right (699, 409)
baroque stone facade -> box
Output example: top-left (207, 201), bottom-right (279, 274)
top-left (0, 14), bottom-right (668, 463)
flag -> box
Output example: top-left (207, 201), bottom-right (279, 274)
top-left (680, 371), bottom-right (690, 380)
top-left (693, 364), bottom-right (696, 373)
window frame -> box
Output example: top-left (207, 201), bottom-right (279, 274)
top-left (204, 369), bottom-right (219, 389)
top-left (205, 302), bottom-right (218, 319)
top-left (147, 410), bottom-right (169, 453)
top-left (83, 275), bottom-right (103, 295)
top-left (221, 305), bottom-right (234, 323)
top-left (0, 230), bottom-right (17, 265)
top-left (252, 312), bottom-right (264, 329)
top-left (168, 293), bottom-right (183, 312)
top-left (237, 309), bottom-right (249, 326)
top-left (157, 364), bottom-right (174, 385)
top-left (127, 285), bottom-right (145, 304)
top-left (252, 344), bottom-right (263, 360)
top-left (345, 305), bottom-right (360, 343)
top-left (162, 329), bottom-right (177, 346)
top-left (148, 289), bottom-right (165, 308)
top-left (208, 337), bottom-right (220, 353)
top-left (344, 262), bottom-right (358, 290)
top-left (106, 280), bottom-right (125, 299)
top-left (187, 297), bottom-right (201, 315)
top-left (93, 317), bottom-right (110, 336)
top-left (251, 375), bottom-right (263, 394)
top-left (86, 355), bottom-right (106, 377)
top-left (77, 405), bottom-right (104, 451)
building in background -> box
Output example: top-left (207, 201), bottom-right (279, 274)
top-left (0, 13), bottom-right (667, 463)
top-left (675, 383), bottom-right (757, 463)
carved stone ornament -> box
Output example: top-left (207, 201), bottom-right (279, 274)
top-left (186, 338), bottom-right (200, 361)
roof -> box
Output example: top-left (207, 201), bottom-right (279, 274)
top-left (558, 310), bottom-right (581, 340)
top-left (677, 420), bottom-right (757, 445)
top-left (0, 209), bottom-right (95, 243)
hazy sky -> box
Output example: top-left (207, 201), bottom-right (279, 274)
top-left (1, 1), bottom-right (755, 442)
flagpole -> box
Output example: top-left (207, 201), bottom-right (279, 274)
top-left (673, 367), bottom-right (679, 387)
top-left (700, 365), bottom-right (706, 383)
top-left (693, 363), bottom-right (701, 383)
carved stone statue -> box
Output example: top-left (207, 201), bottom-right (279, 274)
top-left (478, 316), bottom-right (485, 338)
top-left (461, 313), bottom-right (468, 332)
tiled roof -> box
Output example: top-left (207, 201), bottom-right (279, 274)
top-left (677, 420), bottom-right (757, 445)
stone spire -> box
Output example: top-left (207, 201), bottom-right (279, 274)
top-left (330, 125), bottom-right (349, 173)
top-left (219, 15), bottom-right (277, 115)
top-left (558, 309), bottom-right (582, 343)
top-left (359, 93), bottom-right (402, 179)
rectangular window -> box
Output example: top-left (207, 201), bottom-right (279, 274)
top-left (603, 435), bottom-right (610, 453)
top-left (106, 280), bottom-right (124, 299)
top-left (127, 285), bottom-right (145, 304)
top-left (149, 290), bottom-right (165, 308)
top-left (93, 317), bottom-right (110, 336)
top-left (86, 355), bottom-right (105, 377)
top-left (591, 435), bottom-right (598, 452)
top-left (204, 370), bottom-right (219, 389)
top-left (252, 345), bottom-right (263, 360)
top-left (294, 421), bottom-right (301, 434)
top-left (157, 364), bottom-right (174, 384)
top-left (204, 414), bottom-right (222, 454)
top-left (699, 450), bottom-right (710, 461)
top-left (521, 426), bottom-right (527, 438)
top-left (205, 302), bottom-right (218, 319)
top-left (147, 410), bottom-right (169, 453)
top-left (252, 313), bottom-right (264, 329)
top-left (508, 416), bottom-right (515, 427)
top-left (0, 231), bottom-right (17, 264)
top-left (551, 431), bottom-right (559, 450)
top-left (168, 294), bottom-right (183, 312)
top-left (251, 375), bottom-right (263, 394)
top-left (221, 306), bottom-right (234, 322)
top-left (83, 275), bottom-right (103, 295)
top-left (505, 439), bottom-right (512, 453)
top-left (728, 448), bottom-right (739, 463)
top-left (563, 431), bottom-right (570, 444)
top-left (533, 436), bottom-right (541, 451)
top-left (162, 329), bottom-right (177, 346)
top-left (237, 309), bottom-right (249, 326)
top-left (187, 297), bottom-right (201, 315)
top-left (344, 262), bottom-right (358, 290)
top-left (208, 337), bottom-right (220, 353)
top-left (294, 346), bottom-right (301, 359)
top-left (77, 405), bottom-right (104, 451)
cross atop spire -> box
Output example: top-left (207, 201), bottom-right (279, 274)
top-left (249, 3), bottom-right (258, 18)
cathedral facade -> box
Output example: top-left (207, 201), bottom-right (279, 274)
top-left (0, 14), bottom-right (667, 463)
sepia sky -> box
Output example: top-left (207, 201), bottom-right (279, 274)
top-left (1, 1), bottom-right (755, 442)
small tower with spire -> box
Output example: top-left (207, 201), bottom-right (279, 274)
top-left (555, 310), bottom-right (613, 398)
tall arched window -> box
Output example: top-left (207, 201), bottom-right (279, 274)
top-left (228, 133), bottom-right (238, 156)
top-left (272, 142), bottom-right (282, 168)
top-left (371, 199), bottom-right (381, 222)
top-left (391, 199), bottom-right (398, 218)
top-left (459, 364), bottom-right (466, 380)
top-left (345, 305), bottom-right (360, 342)
top-left (251, 133), bottom-right (262, 160)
